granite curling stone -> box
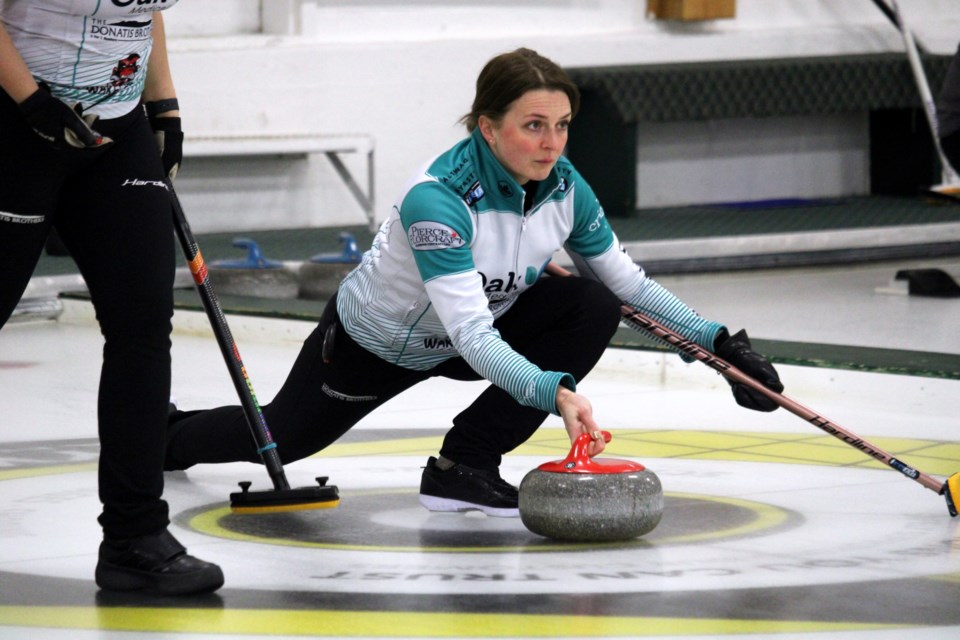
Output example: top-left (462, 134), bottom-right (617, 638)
top-left (208, 237), bottom-right (299, 299)
top-left (298, 232), bottom-right (363, 300)
top-left (519, 431), bottom-right (663, 542)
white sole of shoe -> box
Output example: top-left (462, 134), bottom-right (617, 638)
top-left (418, 494), bottom-right (519, 518)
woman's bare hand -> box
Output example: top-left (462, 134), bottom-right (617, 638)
top-left (555, 386), bottom-right (606, 456)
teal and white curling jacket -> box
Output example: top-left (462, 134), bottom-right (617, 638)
top-left (337, 128), bottom-right (724, 415)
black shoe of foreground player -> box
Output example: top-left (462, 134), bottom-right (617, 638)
top-left (419, 456), bottom-right (519, 518)
top-left (95, 529), bottom-right (224, 595)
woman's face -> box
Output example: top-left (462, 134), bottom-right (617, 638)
top-left (479, 89), bottom-right (571, 185)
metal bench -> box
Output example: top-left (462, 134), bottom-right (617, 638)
top-left (182, 132), bottom-right (376, 231)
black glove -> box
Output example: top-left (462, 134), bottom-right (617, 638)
top-left (18, 86), bottom-right (112, 150)
top-left (714, 329), bottom-right (783, 412)
top-left (148, 114), bottom-right (182, 180)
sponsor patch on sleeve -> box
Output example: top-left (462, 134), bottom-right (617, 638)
top-left (407, 221), bottom-right (466, 251)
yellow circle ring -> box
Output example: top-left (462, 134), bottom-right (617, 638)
top-left (185, 488), bottom-right (791, 552)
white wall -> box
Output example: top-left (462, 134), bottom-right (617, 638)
top-left (161, 0), bottom-right (960, 232)
top-left (636, 114), bottom-right (871, 207)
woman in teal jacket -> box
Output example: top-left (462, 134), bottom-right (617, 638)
top-left (166, 48), bottom-right (783, 518)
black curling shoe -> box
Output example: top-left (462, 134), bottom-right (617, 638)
top-left (419, 456), bottom-right (520, 518)
top-left (95, 529), bottom-right (224, 595)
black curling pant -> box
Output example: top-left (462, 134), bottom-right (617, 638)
top-left (166, 275), bottom-right (622, 472)
top-left (0, 94), bottom-right (176, 540)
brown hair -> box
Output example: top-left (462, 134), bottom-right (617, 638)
top-left (461, 48), bottom-right (580, 132)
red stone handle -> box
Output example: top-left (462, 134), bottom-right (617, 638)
top-left (569, 430), bottom-right (612, 463)
top-left (537, 430), bottom-right (645, 474)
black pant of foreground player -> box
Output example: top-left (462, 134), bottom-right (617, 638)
top-left (166, 276), bottom-right (623, 517)
top-left (0, 93), bottom-right (222, 595)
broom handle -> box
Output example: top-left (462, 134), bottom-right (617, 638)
top-left (544, 262), bottom-right (945, 495)
top-left (167, 179), bottom-right (291, 491)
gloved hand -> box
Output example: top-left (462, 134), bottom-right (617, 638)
top-left (18, 86), bottom-right (112, 150)
top-left (714, 328), bottom-right (783, 412)
top-left (148, 114), bottom-right (182, 180)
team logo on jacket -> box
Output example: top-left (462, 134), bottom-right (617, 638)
top-left (463, 181), bottom-right (485, 206)
top-left (87, 53), bottom-right (141, 97)
top-left (113, 54), bottom-right (141, 82)
top-left (408, 222), bottom-right (465, 251)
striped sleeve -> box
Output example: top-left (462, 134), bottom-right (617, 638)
top-left (622, 276), bottom-right (725, 357)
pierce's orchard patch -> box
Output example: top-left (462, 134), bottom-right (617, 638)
top-left (408, 222), bottom-right (466, 251)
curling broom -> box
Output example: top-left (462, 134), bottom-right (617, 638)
top-left (167, 178), bottom-right (339, 514)
top-left (545, 262), bottom-right (959, 517)
top-left (870, 0), bottom-right (960, 198)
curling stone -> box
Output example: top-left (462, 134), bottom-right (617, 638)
top-left (519, 431), bottom-right (663, 542)
top-left (208, 237), bottom-right (299, 299)
top-left (298, 232), bottom-right (363, 300)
